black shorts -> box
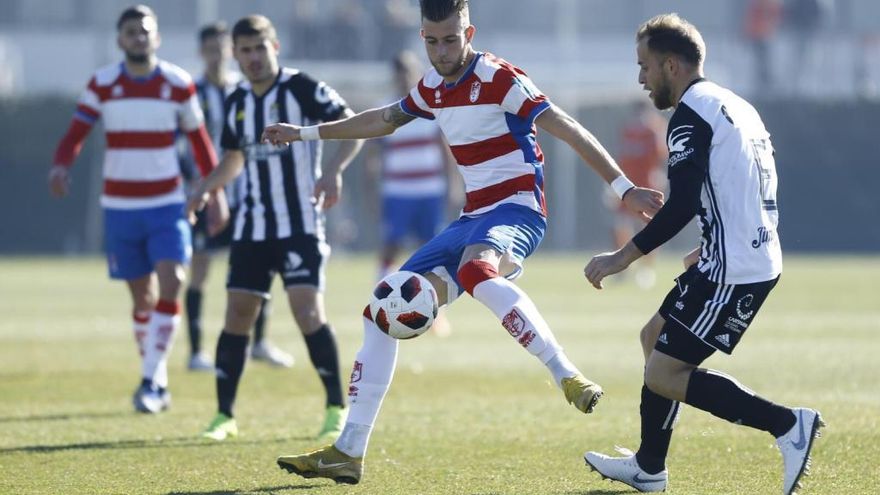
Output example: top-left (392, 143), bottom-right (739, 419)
top-left (191, 209), bottom-right (233, 252)
top-left (655, 265), bottom-right (779, 365)
top-left (227, 235), bottom-right (329, 297)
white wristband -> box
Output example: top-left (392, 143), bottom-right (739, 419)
top-left (300, 125), bottom-right (321, 141)
top-left (611, 175), bottom-right (636, 200)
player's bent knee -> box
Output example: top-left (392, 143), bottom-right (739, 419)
top-left (457, 260), bottom-right (499, 296)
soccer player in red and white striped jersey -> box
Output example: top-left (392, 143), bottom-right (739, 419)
top-left (48, 5), bottom-right (227, 414)
top-left (265, 0), bottom-right (664, 483)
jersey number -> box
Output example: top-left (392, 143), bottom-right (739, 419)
top-left (751, 139), bottom-right (777, 212)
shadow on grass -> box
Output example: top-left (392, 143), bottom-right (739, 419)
top-left (166, 485), bottom-right (321, 495)
top-left (563, 489), bottom-right (634, 495)
top-left (0, 411), bottom-right (131, 423)
top-left (0, 435), bottom-right (312, 455)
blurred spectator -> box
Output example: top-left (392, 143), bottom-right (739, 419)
top-left (605, 100), bottom-right (667, 288)
top-left (744, 0), bottom-right (783, 91)
top-left (785, 0), bottom-right (834, 95)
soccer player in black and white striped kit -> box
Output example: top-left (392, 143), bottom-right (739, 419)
top-left (188, 15), bottom-right (363, 442)
top-left (583, 14), bottom-right (823, 495)
top-left (184, 22), bottom-right (294, 371)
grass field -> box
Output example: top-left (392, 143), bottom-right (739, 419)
top-left (0, 254), bottom-right (877, 495)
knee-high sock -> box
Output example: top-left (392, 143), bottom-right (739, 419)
top-left (304, 324), bottom-right (343, 407)
top-left (132, 310), bottom-right (150, 362)
top-left (215, 331), bottom-right (249, 417)
top-left (636, 384), bottom-right (681, 474)
top-left (253, 298), bottom-right (270, 343)
top-left (335, 310), bottom-right (398, 458)
top-left (142, 300), bottom-right (180, 388)
top-left (684, 368), bottom-right (795, 438)
top-left (185, 288), bottom-right (203, 354)
top-left (470, 277), bottom-right (577, 385)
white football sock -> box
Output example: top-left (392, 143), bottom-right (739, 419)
top-left (142, 300), bottom-right (179, 389)
top-left (335, 316), bottom-right (398, 458)
top-left (471, 277), bottom-right (577, 384)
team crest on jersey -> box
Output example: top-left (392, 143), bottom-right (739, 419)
top-left (268, 102), bottom-right (279, 124)
top-left (111, 85), bottom-right (123, 98)
top-left (434, 89), bottom-right (441, 104)
top-left (469, 81), bottom-right (481, 103)
top-left (160, 83), bottom-right (171, 100)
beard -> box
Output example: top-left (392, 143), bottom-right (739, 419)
top-left (125, 52), bottom-right (149, 64)
top-left (432, 53), bottom-right (467, 77)
top-left (650, 80), bottom-right (674, 110)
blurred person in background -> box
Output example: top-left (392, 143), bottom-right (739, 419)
top-left (606, 100), bottom-right (667, 289)
top-left (744, 0), bottom-right (782, 91)
top-left (583, 14), bottom-right (823, 495)
top-left (183, 22), bottom-right (293, 372)
top-left (369, 50), bottom-right (453, 280)
top-left (188, 15), bottom-right (363, 443)
top-left (48, 5), bottom-right (227, 414)
top-left (786, 0), bottom-right (833, 95)
top-left (366, 49), bottom-right (457, 335)
top-left (264, 0), bottom-right (663, 484)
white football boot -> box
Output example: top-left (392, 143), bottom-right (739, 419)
top-left (776, 408), bottom-right (824, 495)
top-left (584, 447), bottom-right (668, 493)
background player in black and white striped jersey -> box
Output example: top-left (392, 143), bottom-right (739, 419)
top-left (583, 14), bottom-right (823, 495)
top-left (188, 15), bottom-right (363, 442)
top-left (183, 22), bottom-right (293, 372)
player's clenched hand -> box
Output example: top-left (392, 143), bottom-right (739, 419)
top-left (314, 173), bottom-right (342, 210)
top-left (623, 187), bottom-right (664, 221)
top-left (48, 166), bottom-right (70, 198)
top-left (262, 123), bottom-right (301, 145)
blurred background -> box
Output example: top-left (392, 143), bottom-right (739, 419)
top-left (1, 0), bottom-right (878, 255)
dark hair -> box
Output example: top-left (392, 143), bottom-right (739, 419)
top-left (116, 4), bottom-right (157, 31)
top-left (231, 15), bottom-right (277, 43)
top-left (636, 13), bottom-right (705, 66)
top-left (199, 21), bottom-right (228, 44)
top-left (419, 0), bottom-right (469, 22)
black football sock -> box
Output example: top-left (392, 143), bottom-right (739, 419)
top-left (636, 384), bottom-right (680, 474)
top-left (685, 368), bottom-right (796, 438)
top-left (304, 324), bottom-right (343, 407)
top-left (185, 288), bottom-right (203, 354)
top-left (215, 331), bottom-right (249, 417)
top-left (253, 298), bottom-right (270, 343)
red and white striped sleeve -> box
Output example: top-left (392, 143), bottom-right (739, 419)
top-left (53, 77), bottom-right (101, 167)
top-left (400, 81), bottom-right (435, 120)
top-left (499, 68), bottom-right (550, 122)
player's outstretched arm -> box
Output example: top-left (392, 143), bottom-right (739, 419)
top-left (535, 104), bottom-right (664, 218)
top-left (262, 102), bottom-right (415, 145)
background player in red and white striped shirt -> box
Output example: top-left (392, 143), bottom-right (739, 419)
top-left (264, 0), bottom-right (664, 483)
top-left (48, 5), bottom-right (227, 414)
top-left (369, 50), bottom-right (455, 281)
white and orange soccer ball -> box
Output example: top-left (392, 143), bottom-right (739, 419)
top-left (369, 271), bottom-right (438, 339)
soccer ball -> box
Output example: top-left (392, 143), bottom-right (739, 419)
top-left (369, 271), bottom-right (438, 339)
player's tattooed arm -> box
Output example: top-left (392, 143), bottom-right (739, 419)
top-left (381, 103), bottom-right (416, 129)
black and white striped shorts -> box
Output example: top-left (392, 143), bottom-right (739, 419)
top-left (655, 265), bottom-right (779, 365)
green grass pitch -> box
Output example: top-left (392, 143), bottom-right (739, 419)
top-left (0, 254), bottom-right (877, 494)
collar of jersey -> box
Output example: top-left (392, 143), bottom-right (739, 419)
top-left (120, 62), bottom-right (161, 83)
top-left (680, 77), bottom-right (708, 99)
top-left (250, 69), bottom-right (284, 99)
top-left (443, 52), bottom-right (482, 89)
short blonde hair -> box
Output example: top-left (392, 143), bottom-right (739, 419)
top-left (636, 13), bottom-right (706, 66)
